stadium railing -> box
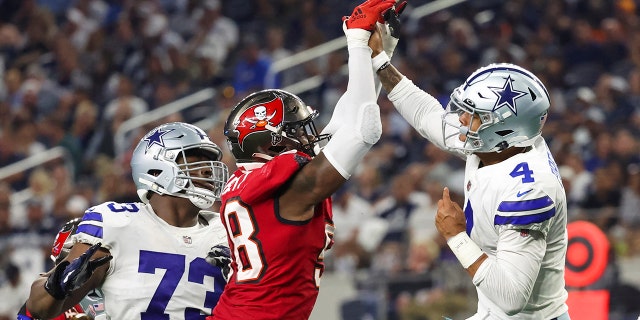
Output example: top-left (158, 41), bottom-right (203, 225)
top-left (263, 0), bottom-right (470, 95)
top-left (113, 88), bottom-right (216, 156)
top-left (0, 146), bottom-right (73, 204)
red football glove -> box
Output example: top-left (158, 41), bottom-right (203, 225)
top-left (345, 0), bottom-right (396, 31)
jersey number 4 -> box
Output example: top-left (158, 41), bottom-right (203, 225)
top-left (509, 162), bottom-right (535, 183)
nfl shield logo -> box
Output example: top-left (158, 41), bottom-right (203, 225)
top-left (183, 236), bottom-right (192, 244)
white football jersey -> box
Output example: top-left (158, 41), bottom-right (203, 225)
top-left (465, 137), bottom-right (569, 319)
top-left (73, 202), bottom-right (228, 320)
top-left (387, 78), bottom-right (569, 319)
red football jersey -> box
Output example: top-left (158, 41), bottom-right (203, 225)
top-left (210, 151), bottom-right (335, 320)
top-left (18, 303), bottom-right (84, 320)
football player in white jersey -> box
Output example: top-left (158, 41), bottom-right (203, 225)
top-left (368, 21), bottom-right (571, 320)
top-left (25, 122), bottom-right (231, 319)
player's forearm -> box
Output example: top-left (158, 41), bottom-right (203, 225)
top-left (471, 238), bottom-right (544, 315)
top-left (345, 45), bottom-right (377, 104)
top-left (321, 41), bottom-right (377, 136)
top-left (472, 258), bottom-right (533, 315)
top-left (376, 62), bottom-right (404, 93)
top-left (465, 253), bottom-right (488, 276)
top-left (26, 277), bottom-right (67, 318)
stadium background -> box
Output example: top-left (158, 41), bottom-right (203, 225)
top-left (1, 0), bottom-right (639, 319)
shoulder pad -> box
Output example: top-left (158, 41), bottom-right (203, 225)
top-left (237, 151), bottom-right (310, 203)
top-left (494, 188), bottom-right (555, 232)
top-left (74, 201), bottom-right (142, 248)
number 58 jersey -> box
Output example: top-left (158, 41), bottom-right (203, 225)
top-left (212, 152), bottom-right (335, 320)
top-left (73, 202), bottom-right (229, 319)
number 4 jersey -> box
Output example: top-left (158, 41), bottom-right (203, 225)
top-left (464, 136), bottom-right (569, 319)
top-left (211, 151), bottom-right (335, 320)
top-left (73, 202), bottom-right (229, 319)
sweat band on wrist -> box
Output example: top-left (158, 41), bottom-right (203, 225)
top-left (447, 232), bottom-right (484, 269)
top-left (377, 61), bottom-right (391, 73)
top-left (372, 51), bottom-right (390, 72)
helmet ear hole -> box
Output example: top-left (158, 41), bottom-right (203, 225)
top-left (495, 130), bottom-right (514, 137)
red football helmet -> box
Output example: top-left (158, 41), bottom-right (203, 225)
top-left (50, 217), bottom-right (82, 264)
top-left (224, 89), bottom-right (330, 162)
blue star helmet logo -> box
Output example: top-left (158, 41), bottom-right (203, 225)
top-left (489, 75), bottom-right (527, 115)
top-left (143, 128), bottom-right (174, 152)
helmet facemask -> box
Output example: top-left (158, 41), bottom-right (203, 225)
top-left (172, 147), bottom-right (229, 209)
top-left (443, 87), bottom-right (503, 154)
top-left (278, 109), bottom-right (330, 157)
top-left (132, 122), bottom-right (229, 209)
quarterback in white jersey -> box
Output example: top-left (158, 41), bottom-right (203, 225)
top-left (369, 28), bottom-right (570, 320)
top-left (26, 122), bottom-right (231, 319)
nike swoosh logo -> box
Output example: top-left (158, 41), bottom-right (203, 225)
top-left (517, 189), bottom-right (533, 197)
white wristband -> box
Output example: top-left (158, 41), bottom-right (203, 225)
top-left (447, 232), bottom-right (484, 269)
top-left (372, 51), bottom-right (390, 72)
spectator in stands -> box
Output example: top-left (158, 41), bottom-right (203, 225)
top-left (330, 185), bottom-right (384, 274)
top-left (102, 74), bottom-right (148, 121)
top-left (0, 263), bottom-right (30, 319)
top-left (186, 0), bottom-right (238, 69)
top-left (232, 34), bottom-right (272, 97)
top-left (374, 173), bottom-right (431, 245)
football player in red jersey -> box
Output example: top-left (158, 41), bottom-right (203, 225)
top-left (208, 1), bottom-right (397, 319)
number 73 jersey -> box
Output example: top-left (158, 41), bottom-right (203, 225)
top-left (212, 151), bottom-right (335, 320)
top-left (74, 202), bottom-right (229, 319)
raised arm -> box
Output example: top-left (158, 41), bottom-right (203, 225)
top-left (368, 11), bottom-right (463, 154)
top-left (279, 0), bottom-right (396, 220)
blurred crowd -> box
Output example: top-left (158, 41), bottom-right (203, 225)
top-left (1, 0), bottom-right (640, 319)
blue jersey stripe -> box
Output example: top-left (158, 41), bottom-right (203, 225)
top-left (494, 207), bottom-right (556, 225)
top-left (77, 224), bottom-right (103, 239)
top-left (497, 196), bottom-right (554, 212)
top-left (83, 211), bottom-right (103, 222)
top-left (464, 200), bottom-right (474, 235)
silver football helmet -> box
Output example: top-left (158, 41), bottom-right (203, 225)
top-left (442, 63), bottom-right (550, 154)
top-left (131, 122), bottom-right (229, 209)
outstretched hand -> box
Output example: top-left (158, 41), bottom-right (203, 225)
top-left (373, 0), bottom-right (408, 57)
top-left (435, 187), bottom-right (466, 240)
top-left (382, 1), bottom-right (407, 38)
top-left (344, 0), bottom-right (396, 31)
top-left (44, 243), bottom-right (112, 300)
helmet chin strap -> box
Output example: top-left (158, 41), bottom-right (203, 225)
top-left (187, 187), bottom-right (215, 209)
top-left (137, 178), bottom-right (215, 209)
top-left (252, 153), bottom-right (274, 161)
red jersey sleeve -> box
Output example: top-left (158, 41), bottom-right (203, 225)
top-left (237, 151), bottom-right (311, 203)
